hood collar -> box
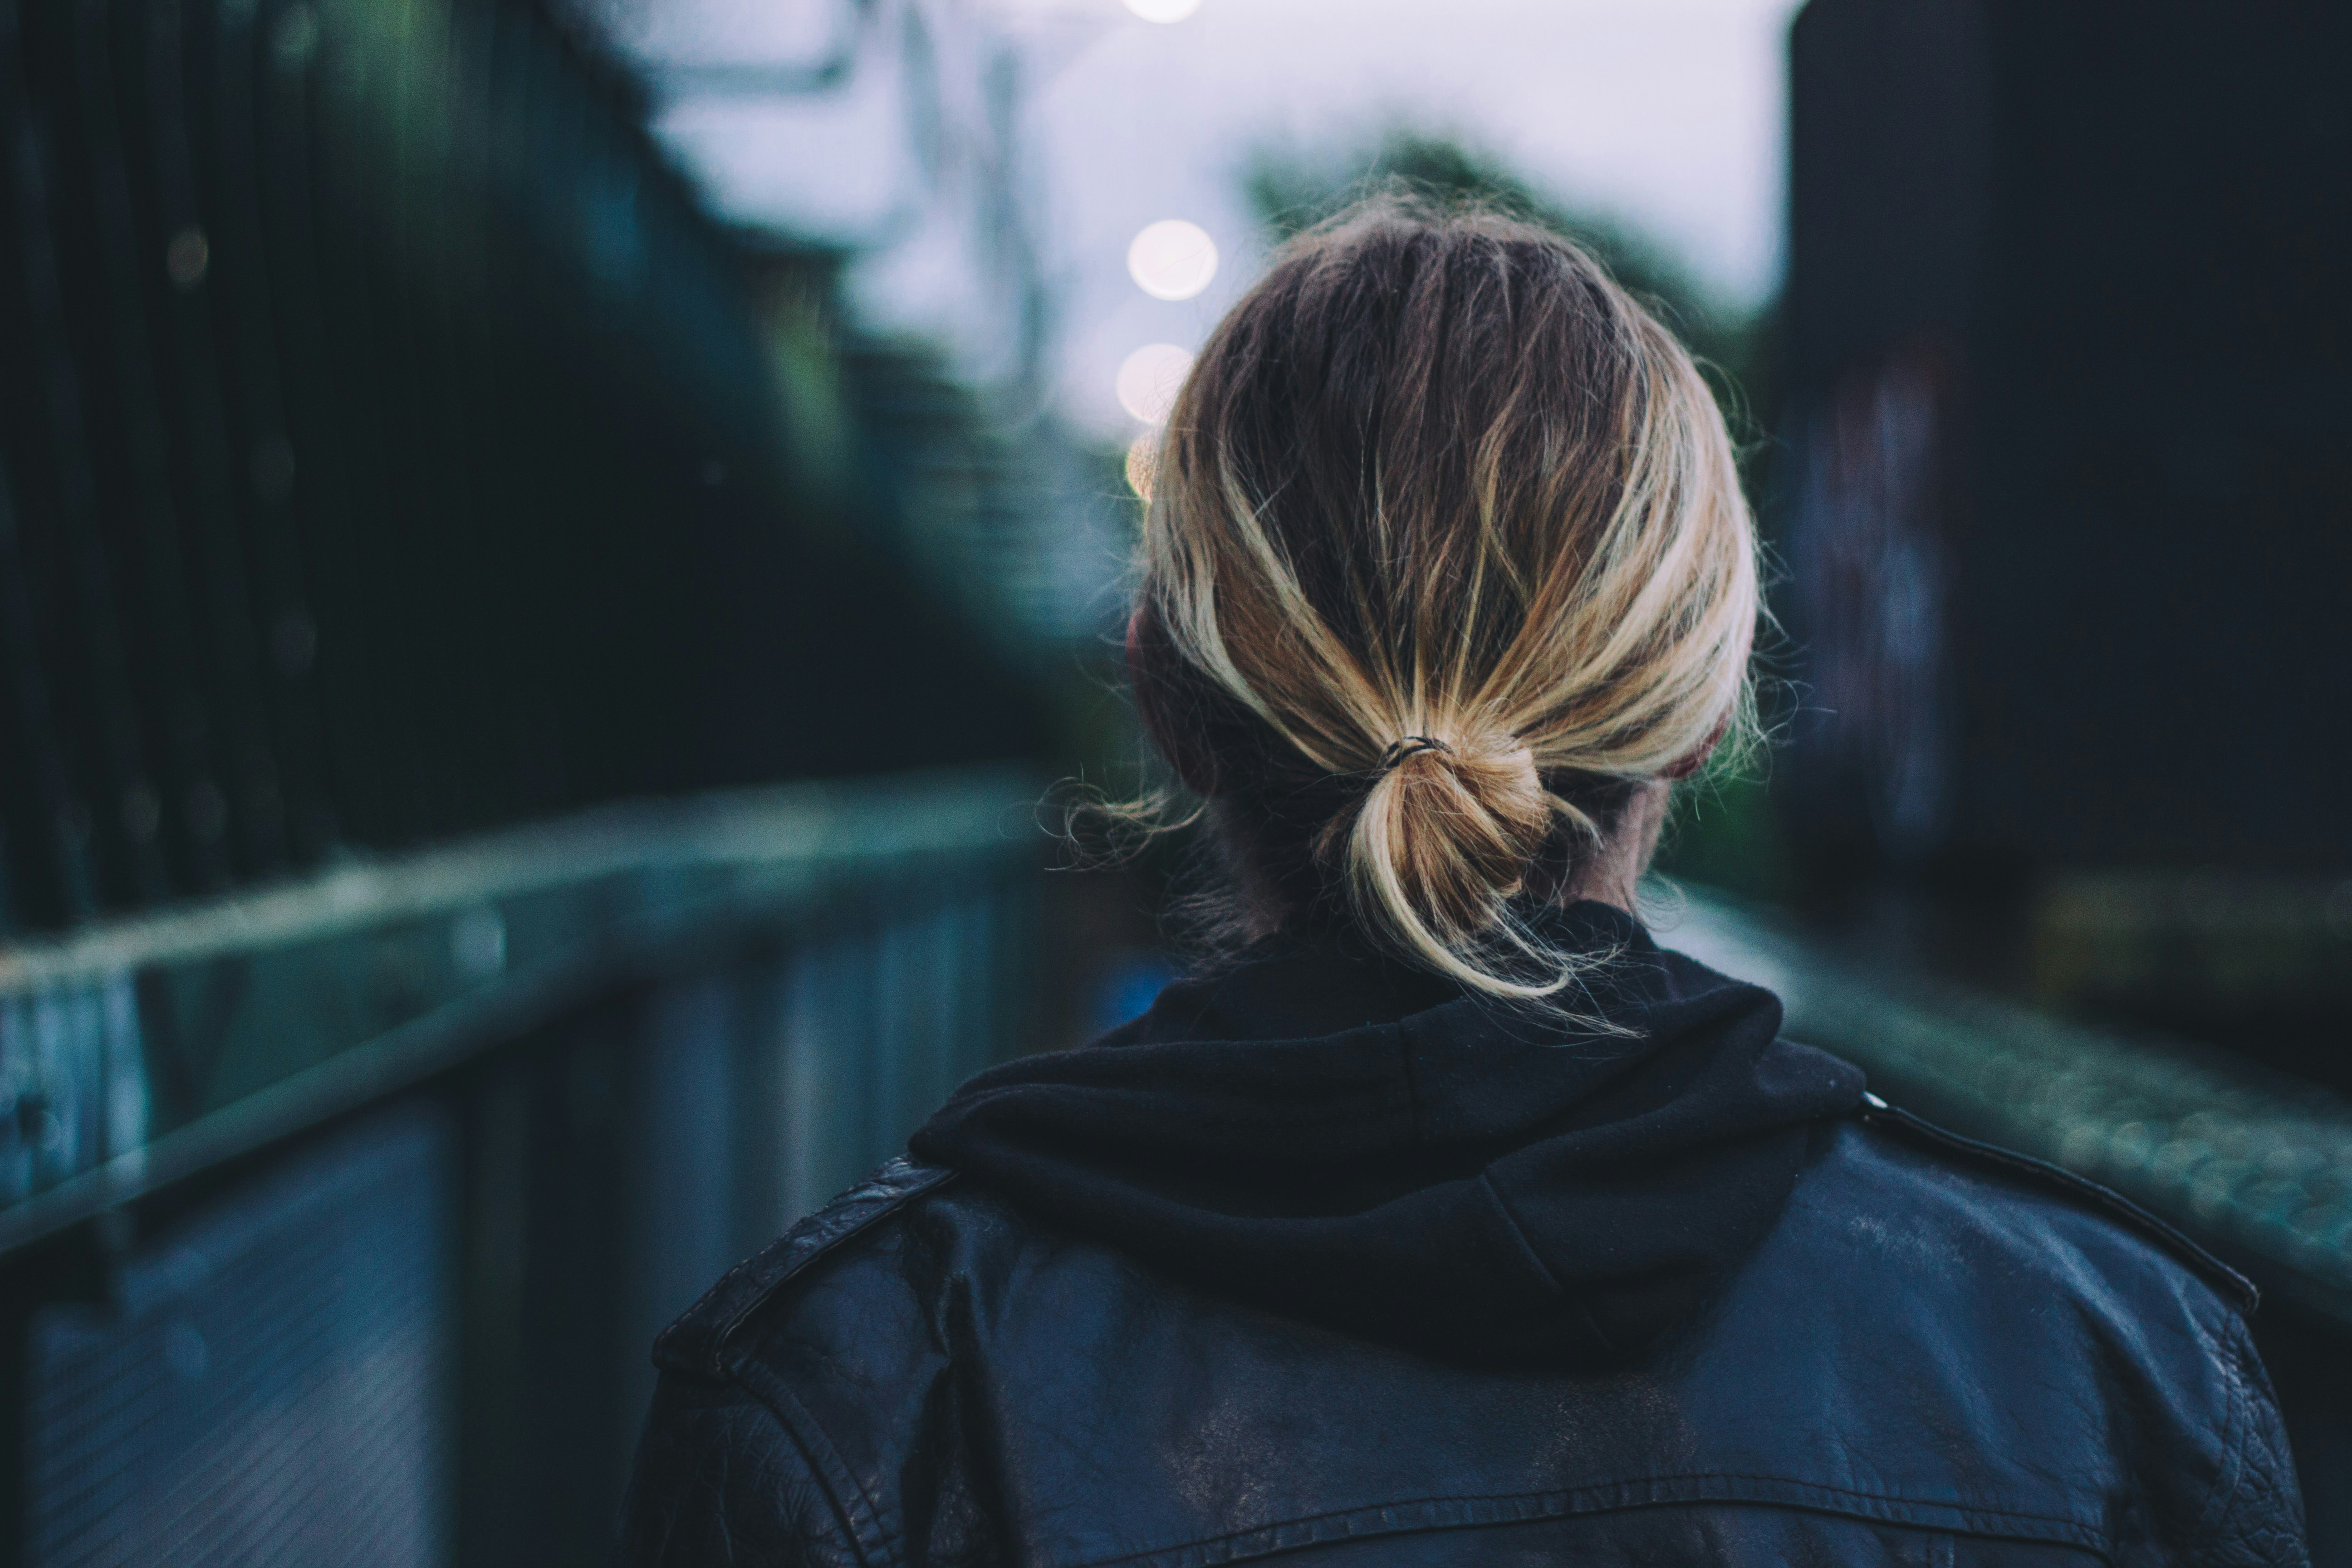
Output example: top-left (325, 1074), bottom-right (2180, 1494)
top-left (912, 902), bottom-right (1865, 1367)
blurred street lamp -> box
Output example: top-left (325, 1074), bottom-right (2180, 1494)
top-left (1125, 434), bottom-right (1159, 500)
top-left (1127, 220), bottom-right (1218, 301)
top-left (1116, 343), bottom-right (1192, 424)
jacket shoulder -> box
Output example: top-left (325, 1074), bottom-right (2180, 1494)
top-left (652, 1156), bottom-right (958, 1383)
top-left (1851, 1095), bottom-right (2259, 1313)
top-left (1771, 1110), bottom-right (2304, 1562)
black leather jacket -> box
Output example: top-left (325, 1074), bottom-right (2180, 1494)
top-left (617, 915), bottom-right (2308, 1566)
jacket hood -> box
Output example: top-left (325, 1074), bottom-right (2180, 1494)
top-left (910, 902), bottom-right (1865, 1368)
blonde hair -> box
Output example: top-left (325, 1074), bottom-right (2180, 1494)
top-left (1127, 201), bottom-right (1758, 1001)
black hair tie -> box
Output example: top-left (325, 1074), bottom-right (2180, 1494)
top-left (1377, 735), bottom-right (1454, 774)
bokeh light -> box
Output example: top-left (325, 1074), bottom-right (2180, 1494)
top-left (1124, 434), bottom-right (1159, 501)
top-left (1126, 220), bottom-right (1219, 302)
top-left (1115, 343), bottom-right (1192, 424)
top-left (1122, 0), bottom-right (1201, 22)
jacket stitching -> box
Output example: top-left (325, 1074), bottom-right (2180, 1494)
top-left (1856, 1103), bottom-right (2255, 1308)
top-left (660, 1247), bottom-right (798, 1379)
top-left (691, 1377), bottom-right (873, 1563)
top-left (2191, 1307), bottom-right (2253, 1540)
top-left (1074, 1471), bottom-right (2109, 1568)
top-left (728, 1350), bottom-right (902, 1568)
top-left (703, 1164), bottom-right (957, 1375)
top-left (667, 1165), bottom-right (958, 1565)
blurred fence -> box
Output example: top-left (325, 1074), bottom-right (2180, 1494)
top-left (0, 0), bottom-right (1086, 1557)
top-left (0, 765), bottom-right (1044, 1567)
top-left (0, 0), bottom-right (1046, 937)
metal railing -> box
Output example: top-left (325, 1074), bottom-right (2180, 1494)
top-left (0, 766), bottom-right (1049, 1568)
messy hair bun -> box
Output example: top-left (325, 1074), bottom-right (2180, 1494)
top-left (1127, 198), bottom-right (1757, 1000)
top-left (1343, 729), bottom-right (1551, 968)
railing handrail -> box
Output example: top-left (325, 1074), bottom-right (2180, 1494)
top-left (0, 767), bottom-right (1046, 1259)
top-left (0, 768), bottom-right (1043, 993)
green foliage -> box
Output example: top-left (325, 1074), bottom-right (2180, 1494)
top-left (1661, 768), bottom-right (1802, 904)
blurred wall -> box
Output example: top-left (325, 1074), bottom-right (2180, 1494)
top-left (1779, 0), bottom-right (2352, 878)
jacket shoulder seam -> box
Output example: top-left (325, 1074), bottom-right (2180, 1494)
top-left (1072, 1471), bottom-right (2108, 1568)
top-left (726, 1353), bottom-right (902, 1566)
top-left (653, 1156), bottom-right (957, 1383)
top-left (637, 1374), bottom-right (872, 1561)
top-left (2193, 1307), bottom-right (2254, 1541)
top-left (1855, 1100), bottom-right (2258, 1310)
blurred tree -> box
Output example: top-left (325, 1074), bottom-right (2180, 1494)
top-left (1241, 129), bottom-right (1799, 903)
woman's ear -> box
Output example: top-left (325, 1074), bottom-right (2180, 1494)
top-left (1127, 606), bottom-right (1220, 797)
top-left (1660, 712), bottom-right (1731, 781)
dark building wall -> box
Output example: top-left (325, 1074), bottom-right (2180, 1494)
top-left (1782, 0), bottom-right (2352, 874)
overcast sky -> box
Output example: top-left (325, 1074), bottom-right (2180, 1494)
top-left (636, 0), bottom-right (1805, 435)
top-left (999, 0), bottom-right (1802, 431)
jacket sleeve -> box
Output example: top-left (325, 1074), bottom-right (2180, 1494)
top-left (613, 1373), bottom-right (861, 1568)
top-left (2194, 1312), bottom-right (2311, 1568)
